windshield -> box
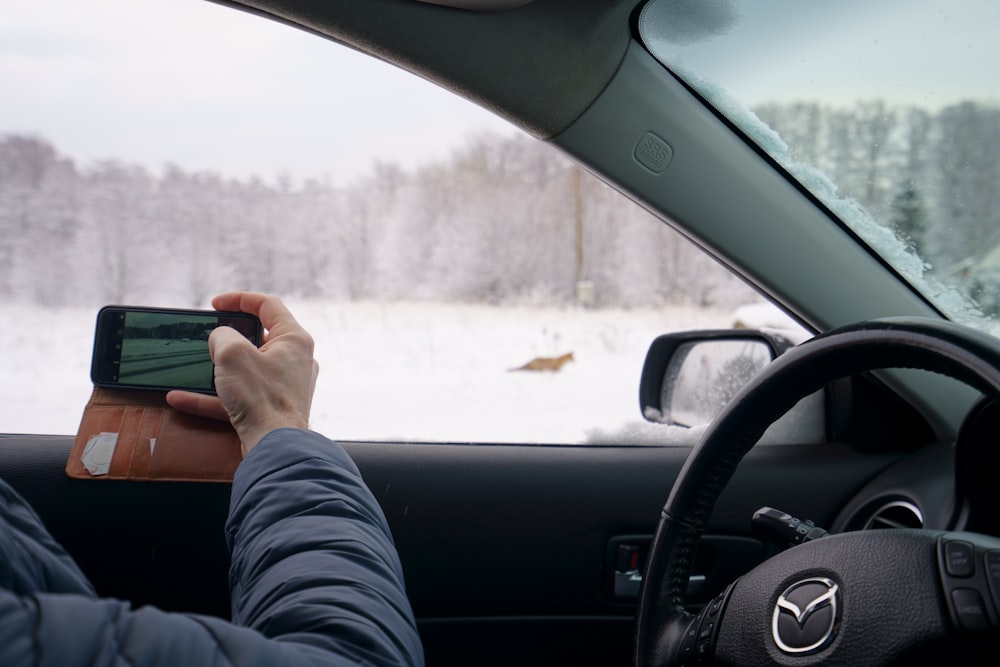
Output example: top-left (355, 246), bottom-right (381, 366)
top-left (638, 0), bottom-right (1000, 333)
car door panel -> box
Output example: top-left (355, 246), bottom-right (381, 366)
top-left (0, 434), bottom-right (897, 666)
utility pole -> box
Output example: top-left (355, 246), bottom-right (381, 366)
top-left (572, 164), bottom-right (594, 307)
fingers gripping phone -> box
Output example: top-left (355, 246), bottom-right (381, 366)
top-left (90, 306), bottom-right (263, 394)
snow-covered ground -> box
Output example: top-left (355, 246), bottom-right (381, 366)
top-left (3, 300), bottom-right (798, 444)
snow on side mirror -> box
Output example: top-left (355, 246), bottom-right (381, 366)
top-left (639, 330), bottom-right (794, 428)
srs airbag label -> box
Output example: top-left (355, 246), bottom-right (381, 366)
top-left (634, 131), bottom-right (673, 174)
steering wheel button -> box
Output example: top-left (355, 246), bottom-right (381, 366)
top-left (678, 620), bottom-right (699, 661)
top-left (708, 596), bottom-right (724, 616)
top-left (945, 541), bottom-right (975, 577)
top-left (951, 589), bottom-right (990, 631)
top-left (986, 551), bottom-right (1000, 580)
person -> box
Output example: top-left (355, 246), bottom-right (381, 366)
top-left (0, 291), bottom-right (425, 666)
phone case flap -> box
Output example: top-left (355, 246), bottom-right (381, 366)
top-left (66, 387), bottom-right (241, 482)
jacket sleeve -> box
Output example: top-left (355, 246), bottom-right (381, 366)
top-left (0, 480), bottom-right (95, 598)
top-left (225, 428), bottom-right (424, 666)
top-left (0, 428), bottom-right (424, 667)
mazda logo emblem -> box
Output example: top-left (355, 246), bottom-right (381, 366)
top-left (772, 577), bottom-right (840, 655)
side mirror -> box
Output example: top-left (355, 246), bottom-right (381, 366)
top-left (639, 330), bottom-right (795, 427)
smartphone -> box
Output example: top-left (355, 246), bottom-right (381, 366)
top-left (90, 305), bottom-right (263, 394)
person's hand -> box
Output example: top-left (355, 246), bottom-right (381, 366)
top-left (166, 292), bottom-right (319, 455)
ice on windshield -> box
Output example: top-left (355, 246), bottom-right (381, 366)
top-left (676, 69), bottom-right (988, 329)
top-left (638, 0), bottom-right (1000, 334)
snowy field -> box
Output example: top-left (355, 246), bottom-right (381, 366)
top-left (3, 300), bottom-right (798, 444)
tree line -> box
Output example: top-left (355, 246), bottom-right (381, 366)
top-left (2, 99), bottom-right (998, 311)
top-left (755, 101), bottom-right (1000, 268)
top-left (0, 131), bottom-right (749, 309)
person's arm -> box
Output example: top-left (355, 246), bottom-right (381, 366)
top-left (0, 292), bottom-right (422, 666)
top-left (0, 434), bottom-right (422, 667)
top-left (0, 481), bottom-right (95, 598)
top-left (0, 457), bottom-right (409, 667)
top-left (226, 428), bottom-right (423, 665)
top-left (167, 291), bottom-right (423, 664)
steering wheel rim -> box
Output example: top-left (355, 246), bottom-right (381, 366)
top-left (634, 317), bottom-right (1000, 667)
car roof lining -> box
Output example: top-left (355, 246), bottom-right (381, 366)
top-left (213, 0), bottom-right (638, 138)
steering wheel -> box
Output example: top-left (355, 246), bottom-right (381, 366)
top-left (634, 317), bottom-right (1000, 666)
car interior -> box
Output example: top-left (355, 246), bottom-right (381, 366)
top-left (3, 0), bottom-right (1000, 665)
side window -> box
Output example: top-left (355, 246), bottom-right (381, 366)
top-left (0, 0), bottom-right (805, 444)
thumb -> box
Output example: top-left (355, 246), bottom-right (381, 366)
top-left (210, 324), bottom-right (257, 364)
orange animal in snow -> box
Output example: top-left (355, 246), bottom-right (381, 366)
top-left (508, 352), bottom-right (575, 372)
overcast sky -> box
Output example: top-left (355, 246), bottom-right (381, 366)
top-left (642, 0), bottom-right (1000, 111)
top-left (5, 0), bottom-right (998, 185)
top-left (0, 0), bottom-right (520, 183)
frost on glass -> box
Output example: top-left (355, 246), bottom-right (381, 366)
top-left (679, 75), bottom-right (987, 329)
top-left (663, 339), bottom-right (771, 427)
top-left (637, 0), bottom-right (1000, 336)
top-left (644, 337), bottom-right (825, 446)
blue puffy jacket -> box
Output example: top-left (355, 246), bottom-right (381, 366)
top-left (0, 428), bottom-right (425, 666)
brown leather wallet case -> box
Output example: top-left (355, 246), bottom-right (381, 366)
top-left (66, 387), bottom-right (241, 482)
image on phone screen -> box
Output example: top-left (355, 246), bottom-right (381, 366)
top-left (92, 307), bottom-right (262, 393)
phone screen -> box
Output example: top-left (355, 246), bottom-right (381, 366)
top-left (90, 306), bottom-right (262, 393)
